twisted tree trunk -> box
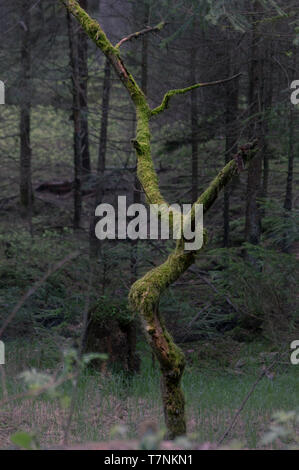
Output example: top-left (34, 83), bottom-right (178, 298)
top-left (59, 0), bottom-right (257, 438)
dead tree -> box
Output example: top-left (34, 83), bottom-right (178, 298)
top-left (59, 0), bottom-right (257, 439)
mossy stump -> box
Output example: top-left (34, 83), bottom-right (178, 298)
top-left (83, 297), bottom-right (140, 373)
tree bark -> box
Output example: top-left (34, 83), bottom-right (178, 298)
top-left (19, 0), bottom-right (34, 215)
top-left (245, 1), bottom-right (263, 245)
top-left (78, 0), bottom-right (91, 174)
top-left (284, 107), bottom-right (294, 214)
top-left (261, 42), bottom-right (273, 205)
top-left (190, 21), bottom-right (199, 205)
top-left (67, 10), bottom-right (82, 229)
top-left (223, 46), bottom-right (239, 247)
top-left (89, 57), bottom-right (111, 257)
top-left (283, 93), bottom-right (295, 253)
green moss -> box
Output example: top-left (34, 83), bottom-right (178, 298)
top-left (129, 247), bottom-right (196, 323)
top-left (90, 296), bottom-right (133, 326)
top-left (133, 102), bottom-right (167, 207)
top-left (151, 83), bottom-right (208, 116)
top-left (126, 74), bottom-right (149, 108)
top-left (162, 375), bottom-right (186, 439)
top-left (62, 0), bottom-right (119, 56)
top-left (191, 143), bottom-right (257, 216)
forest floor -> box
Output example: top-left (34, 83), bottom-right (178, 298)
top-left (0, 338), bottom-right (298, 450)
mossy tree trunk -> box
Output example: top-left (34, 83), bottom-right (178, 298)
top-left (84, 298), bottom-right (140, 373)
top-left (59, 0), bottom-right (257, 439)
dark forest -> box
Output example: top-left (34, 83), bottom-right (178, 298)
top-left (0, 0), bottom-right (298, 451)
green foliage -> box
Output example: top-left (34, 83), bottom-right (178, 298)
top-left (10, 431), bottom-right (39, 450)
top-left (0, 229), bottom-right (90, 336)
top-left (260, 198), bottom-right (299, 250)
top-left (207, 244), bottom-right (298, 341)
top-left (19, 369), bottom-right (54, 393)
top-left (91, 295), bottom-right (133, 326)
top-left (160, 289), bottom-right (235, 341)
top-left (205, 0), bottom-right (288, 32)
top-left (261, 410), bottom-right (299, 448)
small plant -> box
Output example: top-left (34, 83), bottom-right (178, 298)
top-left (261, 410), bottom-right (299, 449)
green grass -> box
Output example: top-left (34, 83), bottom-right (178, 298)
top-left (0, 338), bottom-right (298, 449)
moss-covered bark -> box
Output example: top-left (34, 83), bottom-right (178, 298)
top-left (84, 298), bottom-right (140, 373)
top-left (150, 73), bottom-right (241, 116)
top-left (60, 0), bottom-right (257, 439)
top-left (129, 244), bottom-right (196, 437)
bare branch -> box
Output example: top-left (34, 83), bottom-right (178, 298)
top-left (115, 22), bottom-right (166, 49)
top-left (151, 73), bottom-right (242, 116)
top-left (217, 352), bottom-right (283, 446)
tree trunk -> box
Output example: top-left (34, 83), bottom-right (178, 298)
top-left (89, 57), bottom-right (111, 257)
top-left (261, 41), bottom-right (273, 213)
top-left (284, 108), bottom-right (294, 213)
top-left (78, 0), bottom-right (91, 174)
top-left (190, 22), bottom-right (198, 205)
top-left (245, 1), bottom-right (263, 245)
top-left (283, 96), bottom-right (295, 253)
top-left (67, 10), bottom-right (82, 229)
top-left (223, 46), bottom-right (239, 247)
top-left (19, 0), bottom-right (33, 215)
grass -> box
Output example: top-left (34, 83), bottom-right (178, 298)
top-left (0, 337), bottom-right (298, 449)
